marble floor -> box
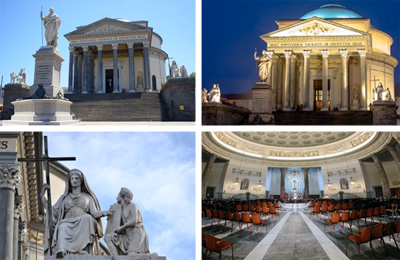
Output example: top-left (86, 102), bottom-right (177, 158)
top-left (202, 206), bottom-right (400, 260)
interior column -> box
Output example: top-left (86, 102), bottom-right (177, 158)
top-left (112, 43), bottom-right (119, 93)
top-left (67, 47), bottom-right (74, 94)
top-left (339, 49), bottom-right (349, 111)
top-left (280, 168), bottom-right (286, 198)
top-left (303, 168), bottom-right (309, 200)
top-left (127, 43), bottom-right (136, 93)
top-left (202, 154), bottom-right (217, 198)
top-left (387, 145), bottom-right (400, 172)
top-left (302, 50), bottom-right (311, 110)
top-left (284, 50), bottom-right (292, 111)
top-left (358, 49), bottom-right (367, 110)
top-left (96, 45), bottom-right (103, 93)
top-left (321, 50), bottom-right (329, 111)
top-left (371, 154), bottom-right (391, 198)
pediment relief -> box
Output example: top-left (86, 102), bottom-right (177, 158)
top-left (267, 19), bottom-right (365, 38)
top-left (82, 24), bottom-right (133, 35)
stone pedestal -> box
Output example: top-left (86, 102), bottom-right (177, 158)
top-left (249, 82), bottom-right (274, 123)
top-left (44, 255), bottom-right (166, 260)
top-left (202, 103), bottom-right (251, 125)
top-left (3, 99), bottom-right (79, 125)
top-left (372, 101), bottom-right (397, 125)
top-left (350, 104), bottom-right (360, 111)
top-left (31, 46), bottom-right (64, 97)
top-left (1, 83), bottom-right (30, 120)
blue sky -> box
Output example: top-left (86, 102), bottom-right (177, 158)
top-left (202, 0), bottom-right (400, 95)
top-left (44, 132), bottom-right (195, 260)
top-left (0, 0), bottom-right (195, 88)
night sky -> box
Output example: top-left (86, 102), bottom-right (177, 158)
top-left (202, 0), bottom-right (400, 95)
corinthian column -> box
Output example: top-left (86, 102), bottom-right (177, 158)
top-left (0, 165), bottom-right (20, 260)
top-left (284, 50), bottom-right (292, 111)
top-left (281, 168), bottom-right (286, 197)
top-left (96, 45), bottom-right (103, 93)
top-left (202, 154), bottom-right (217, 198)
top-left (371, 154), bottom-right (391, 199)
top-left (302, 50), bottom-right (311, 110)
top-left (387, 145), bottom-right (400, 172)
top-left (303, 168), bottom-right (309, 199)
top-left (13, 195), bottom-right (23, 260)
top-left (339, 49), bottom-right (349, 111)
top-left (321, 50), bottom-right (329, 111)
top-left (290, 54), bottom-right (297, 109)
top-left (112, 43), bottom-right (119, 93)
top-left (358, 49), bottom-right (367, 110)
top-left (272, 55), bottom-right (279, 111)
top-left (82, 46), bottom-right (89, 94)
top-left (67, 47), bottom-right (74, 93)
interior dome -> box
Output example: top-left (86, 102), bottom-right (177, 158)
top-left (300, 4), bottom-right (364, 19)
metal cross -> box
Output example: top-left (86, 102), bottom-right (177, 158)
top-left (18, 136), bottom-right (75, 255)
top-left (370, 76), bottom-right (380, 88)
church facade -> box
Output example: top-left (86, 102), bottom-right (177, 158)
top-left (64, 18), bottom-right (168, 94)
top-left (261, 4), bottom-right (397, 111)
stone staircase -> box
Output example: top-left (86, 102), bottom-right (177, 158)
top-left (272, 111), bottom-right (373, 125)
top-left (64, 92), bottom-right (169, 121)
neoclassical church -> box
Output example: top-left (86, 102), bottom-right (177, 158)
top-left (64, 18), bottom-right (167, 94)
top-left (261, 4), bottom-right (397, 111)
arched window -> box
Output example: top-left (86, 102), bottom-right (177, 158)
top-left (152, 75), bottom-right (157, 91)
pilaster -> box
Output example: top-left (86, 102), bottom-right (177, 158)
top-left (339, 49), bottom-right (349, 111)
top-left (283, 50), bottom-right (292, 111)
top-left (321, 50), bottom-right (329, 111)
top-left (358, 49), bottom-right (367, 110)
top-left (302, 50), bottom-right (311, 110)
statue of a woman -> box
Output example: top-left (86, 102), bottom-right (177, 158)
top-left (40, 8), bottom-right (61, 48)
top-left (254, 50), bottom-right (271, 83)
top-left (44, 169), bottom-right (110, 257)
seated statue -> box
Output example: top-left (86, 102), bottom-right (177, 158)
top-left (42, 169), bottom-right (110, 257)
top-left (25, 84), bottom-right (47, 99)
top-left (105, 187), bottom-right (150, 256)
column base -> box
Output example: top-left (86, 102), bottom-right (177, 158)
top-left (321, 108), bottom-right (329, 111)
top-left (96, 90), bottom-right (103, 94)
top-left (81, 91), bottom-right (88, 94)
top-left (339, 108), bottom-right (348, 111)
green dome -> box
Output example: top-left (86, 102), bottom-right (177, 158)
top-left (300, 4), bottom-right (363, 19)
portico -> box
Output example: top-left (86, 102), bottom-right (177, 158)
top-left (65, 18), bottom-right (167, 94)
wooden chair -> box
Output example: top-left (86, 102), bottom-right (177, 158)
top-left (249, 204), bottom-right (255, 213)
top-left (336, 203), bottom-right (342, 212)
top-left (328, 204), bottom-right (336, 217)
top-left (386, 203), bottom-right (398, 219)
top-left (225, 211), bottom-right (233, 230)
top-left (346, 226), bottom-right (373, 259)
top-left (250, 214), bottom-right (267, 236)
top-left (358, 209), bottom-right (366, 228)
top-left (339, 211), bottom-right (350, 234)
top-left (242, 204), bottom-right (249, 212)
top-left (379, 206), bottom-right (386, 222)
top-left (371, 223), bottom-right (386, 257)
top-left (205, 234), bottom-right (234, 260)
top-left (242, 212), bottom-right (251, 230)
top-left (383, 222), bottom-right (399, 252)
top-left (325, 212), bottom-right (340, 235)
top-left (349, 210), bottom-right (359, 231)
top-left (232, 212), bottom-right (242, 232)
top-left (267, 201), bottom-right (272, 207)
top-left (365, 208), bottom-right (373, 226)
top-left (262, 206), bottom-right (269, 219)
top-left (217, 210), bottom-right (225, 227)
top-left (202, 233), bottom-right (208, 256)
top-left (349, 202), bottom-right (355, 210)
top-left (255, 205), bottom-right (262, 214)
top-left (261, 201), bottom-right (267, 207)
top-left (372, 207), bottom-right (380, 224)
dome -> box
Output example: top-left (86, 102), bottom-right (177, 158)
top-left (300, 4), bottom-right (363, 19)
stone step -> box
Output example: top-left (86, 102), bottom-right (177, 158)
top-left (272, 111), bottom-right (372, 125)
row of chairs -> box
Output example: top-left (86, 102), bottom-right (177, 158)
top-left (309, 200), bottom-right (355, 211)
top-left (202, 233), bottom-right (234, 260)
top-left (311, 206), bottom-right (387, 225)
top-left (346, 220), bottom-right (400, 259)
top-left (236, 201), bottom-right (279, 212)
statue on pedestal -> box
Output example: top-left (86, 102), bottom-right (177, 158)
top-left (10, 72), bottom-right (17, 83)
top-left (40, 8), bottom-right (61, 48)
top-left (254, 50), bottom-right (272, 83)
top-left (180, 65), bottom-right (188, 78)
top-left (208, 84), bottom-right (221, 103)
top-left (202, 88), bottom-right (208, 103)
top-left (169, 60), bottom-right (179, 78)
top-left (16, 68), bottom-right (26, 84)
top-left (374, 82), bottom-right (384, 101)
top-left (105, 187), bottom-right (150, 256)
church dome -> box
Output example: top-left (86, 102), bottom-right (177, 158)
top-left (300, 4), bottom-right (363, 19)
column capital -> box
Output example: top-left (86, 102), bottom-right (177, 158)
top-left (339, 49), bottom-right (348, 58)
top-left (290, 54), bottom-right (297, 62)
top-left (358, 48), bottom-right (367, 57)
top-left (302, 167), bottom-right (309, 172)
top-left (143, 42), bottom-right (149, 48)
top-left (266, 50), bottom-right (274, 59)
top-left (68, 47), bottom-right (75, 52)
top-left (303, 50), bottom-right (311, 59)
top-left (96, 45), bottom-right (103, 51)
top-left (321, 49), bottom-right (329, 58)
top-left (73, 50), bottom-right (79, 57)
top-left (127, 42), bottom-right (134, 49)
top-left (0, 164), bottom-right (20, 189)
top-left (112, 43), bottom-right (118, 50)
top-left (88, 49), bottom-right (93, 56)
top-left (272, 54), bottom-right (280, 63)
top-left (284, 50), bottom-right (292, 59)
top-left (82, 46), bottom-right (89, 52)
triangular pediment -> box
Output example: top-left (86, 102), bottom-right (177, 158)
top-left (264, 17), bottom-right (366, 38)
top-left (65, 18), bottom-right (151, 38)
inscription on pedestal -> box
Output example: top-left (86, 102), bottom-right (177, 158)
top-left (254, 98), bottom-right (266, 112)
top-left (37, 65), bottom-right (51, 82)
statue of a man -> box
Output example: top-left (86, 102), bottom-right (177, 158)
top-left (202, 88), bottom-right (208, 103)
top-left (105, 188), bottom-right (150, 256)
top-left (180, 65), bottom-right (188, 77)
top-left (25, 84), bottom-right (46, 99)
top-left (16, 68), bottom-right (26, 84)
top-left (374, 82), bottom-right (384, 101)
top-left (254, 50), bottom-right (272, 83)
top-left (169, 61), bottom-right (179, 78)
top-left (40, 8), bottom-right (61, 48)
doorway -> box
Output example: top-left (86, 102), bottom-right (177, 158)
top-left (374, 186), bottom-right (383, 198)
top-left (206, 187), bottom-right (215, 199)
top-left (313, 79), bottom-right (330, 111)
top-left (105, 69), bottom-right (119, 93)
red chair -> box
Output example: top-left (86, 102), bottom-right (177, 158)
top-left (396, 220), bottom-right (400, 239)
top-left (328, 204), bottom-right (336, 217)
top-left (371, 223), bottom-right (386, 257)
top-left (232, 212), bottom-right (242, 232)
top-left (320, 204), bottom-right (328, 219)
top-left (217, 210), bottom-right (225, 226)
top-left (205, 209), bottom-right (214, 226)
top-left (325, 212), bottom-right (340, 235)
top-left (236, 204), bottom-right (242, 212)
top-left (269, 206), bottom-right (280, 220)
top-left (346, 226), bottom-right (373, 259)
top-left (378, 206), bottom-right (386, 222)
top-left (372, 207), bottom-right (380, 224)
top-left (205, 234), bottom-right (234, 260)
top-left (267, 201), bottom-right (272, 207)
top-left (249, 204), bottom-right (255, 212)
top-left (383, 222), bottom-right (399, 251)
top-left (225, 211), bottom-right (233, 230)
top-left (358, 209), bottom-right (366, 228)
top-left (309, 201), bottom-right (315, 208)
top-left (210, 209), bottom-right (219, 226)
top-left (365, 208), bottom-right (373, 226)
top-left (242, 204), bottom-right (249, 212)
top-left (349, 210), bottom-right (359, 232)
top-left (342, 203), bottom-right (349, 211)
top-left (250, 214), bottom-right (267, 235)
top-left (336, 203), bottom-right (342, 212)
top-left (339, 211), bottom-right (350, 234)
top-left (256, 200), bottom-right (261, 207)
top-left (242, 212), bottom-right (251, 230)
top-left (273, 201), bottom-right (280, 208)
top-left (261, 202), bottom-right (267, 207)
top-left (255, 205), bottom-right (262, 214)
top-left (310, 205), bottom-right (320, 221)
top-left (349, 202), bottom-right (355, 210)
top-left (262, 206), bottom-right (269, 219)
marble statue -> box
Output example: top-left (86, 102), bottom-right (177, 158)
top-left (16, 68), bottom-right (26, 84)
top-left (374, 82), bottom-right (384, 101)
top-left (169, 60), bottom-right (179, 78)
top-left (105, 187), bottom-right (150, 256)
top-left (180, 65), bottom-right (188, 78)
top-left (254, 50), bottom-right (271, 82)
top-left (40, 8), bottom-right (61, 48)
top-left (352, 87), bottom-right (359, 105)
top-left (208, 84), bottom-right (221, 103)
top-left (10, 72), bottom-right (17, 84)
top-left (41, 169), bottom-right (110, 257)
top-left (202, 88), bottom-right (208, 103)
top-left (137, 75), bottom-right (143, 89)
top-left (385, 87), bottom-right (393, 101)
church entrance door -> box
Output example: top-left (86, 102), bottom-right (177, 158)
top-left (313, 79), bottom-right (330, 111)
top-left (105, 69), bottom-right (119, 93)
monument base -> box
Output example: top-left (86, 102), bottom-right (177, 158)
top-left (0, 83), bottom-right (30, 120)
top-left (250, 82), bottom-right (274, 123)
top-left (372, 101), bottom-right (397, 125)
top-left (350, 104), bottom-right (360, 111)
top-left (44, 254), bottom-right (166, 260)
top-left (3, 99), bottom-right (79, 125)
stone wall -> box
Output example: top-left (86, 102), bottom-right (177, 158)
top-left (160, 78), bottom-right (195, 121)
top-left (202, 103), bottom-right (250, 125)
top-left (372, 101), bottom-right (397, 125)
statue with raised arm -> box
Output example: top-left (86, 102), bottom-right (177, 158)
top-left (105, 187), bottom-right (150, 256)
top-left (254, 50), bottom-right (272, 83)
top-left (169, 60), bottom-right (179, 78)
top-left (41, 169), bottom-right (110, 257)
top-left (16, 68), bottom-right (26, 84)
top-left (40, 8), bottom-right (61, 48)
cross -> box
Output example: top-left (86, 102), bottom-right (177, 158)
top-left (166, 56), bottom-right (174, 76)
top-left (370, 76), bottom-right (380, 88)
top-left (18, 136), bottom-right (75, 256)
